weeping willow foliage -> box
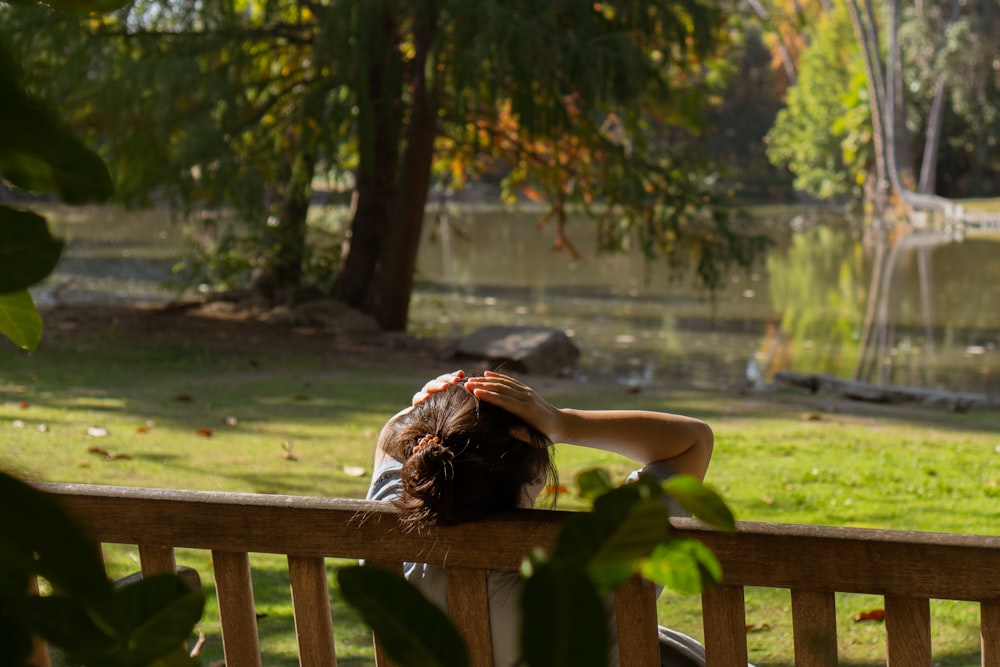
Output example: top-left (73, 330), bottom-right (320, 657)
top-left (2, 0), bottom-right (771, 324)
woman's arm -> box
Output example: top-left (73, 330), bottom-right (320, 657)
top-left (464, 371), bottom-right (713, 480)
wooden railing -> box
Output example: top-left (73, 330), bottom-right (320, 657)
top-left (31, 483), bottom-right (1000, 667)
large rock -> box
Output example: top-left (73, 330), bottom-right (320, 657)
top-left (455, 325), bottom-right (580, 376)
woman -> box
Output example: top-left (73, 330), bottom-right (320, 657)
top-left (366, 370), bottom-right (715, 666)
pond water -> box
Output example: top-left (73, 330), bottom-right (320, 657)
top-left (36, 203), bottom-right (1000, 394)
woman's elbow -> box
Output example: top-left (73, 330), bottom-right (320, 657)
top-left (692, 421), bottom-right (714, 480)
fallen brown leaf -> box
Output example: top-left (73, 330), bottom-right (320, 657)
top-left (854, 609), bottom-right (886, 622)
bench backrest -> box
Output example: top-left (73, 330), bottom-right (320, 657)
top-left (31, 483), bottom-right (1000, 667)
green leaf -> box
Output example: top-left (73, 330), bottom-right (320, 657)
top-left (5, 595), bottom-right (114, 660)
top-left (337, 566), bottom-right (469, 667)
top-left (662, 475), bottom-right (736, 532)
top-left (574, 467), bottom-right (614, 504)
top-left (0, 471), bottom-right (113, 612)
top-left (0, 43), bottom-right (114, 204)
top-left (556, 479), bottom-right (672, 591)
top-left (0, 616), bottom-right (34, 667)
top-left (0, 205), bottom-right (65, 294)
top-left (519, 546), bottom-right (549, 579)
top-left (639, 539), bottom-right (723, 595)
top-left (0, 290), bottom-right (42, 353)
top-left (108, 573), bottom-right (205, 665)
top-left (520, 561), bottom-right (609, 667)
top-left (6, 0), bottom-right (132, 12)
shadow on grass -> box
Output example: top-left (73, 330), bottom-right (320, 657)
top-left (185, 554), bottom-right (379, 667)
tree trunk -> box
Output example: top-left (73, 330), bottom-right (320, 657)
top-left (271, 178), bottom-right (311, 289)
top-left (362, 13), bottom-right (439, 331)
top-left (917, 0), bottom-right (960, 194)
top-left (846, 0), bottom-right (891, 215)
top-left (332, 4), bottom-right (402, 308)
top-left (255, 152), bottom-right (316, 296)
top-left (886, 0), bottom-right (917, 191)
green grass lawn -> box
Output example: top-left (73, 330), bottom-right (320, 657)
top-left (4, 324), bottom-right (999, 666)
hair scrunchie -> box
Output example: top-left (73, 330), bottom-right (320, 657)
top-left (412, 433), bottom-right (440, 454)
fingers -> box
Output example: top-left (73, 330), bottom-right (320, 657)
top-left (412, 370), bottom-right (465, 406)
top-left (466, 372), bottom-right (560, 442)
top-left (465, 373), bottom-right (542, 419)
top-left (464, 374), bottom-right (529, 405)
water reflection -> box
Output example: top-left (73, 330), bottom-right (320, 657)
top-left (413, 205), bottom-right (1000, 393)
top-left (36, 203), bottom-right (1000, 394)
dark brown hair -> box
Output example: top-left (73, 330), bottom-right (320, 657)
top-left (378, 379), bottom-right (556, 529)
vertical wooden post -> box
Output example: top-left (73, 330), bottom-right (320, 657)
top-left (139, 544), bottom-right (176, 577)
top-left (446, 567), bottom-right (494, 667)
top-left (614, 576), bottom-right (660, 666)
top-left (212, 550), bottom-right (262, 667)
top-left (982, 600), bottom-right (1000, 667)
top-left (702, 584), bottom-right (748, 667)
top-left (885, 595), bottom-right (931, 666)
top-left (791, 589), bottom-right (839, 667)
top-left (288, 555), bottom-right (337, 667)
top-left (367, 560), bottom-right (401, 667)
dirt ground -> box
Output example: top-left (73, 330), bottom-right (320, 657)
top-left (29, 300), bottom-right (1000, 435)
top-left (37, 301), bottom-right (452, 372)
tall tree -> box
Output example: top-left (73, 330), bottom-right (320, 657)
top-left (4, 0), bottom-right (771, 331)
top-left (766, 3), bottom-right (873, 202)
top-left (765, 0), bottom-right (1000, 210)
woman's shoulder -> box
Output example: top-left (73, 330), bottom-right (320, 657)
top-left (366, 456), bottom-right (403, 501)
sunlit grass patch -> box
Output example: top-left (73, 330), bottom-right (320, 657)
top-left (5, 335), bottom-right (999, 666)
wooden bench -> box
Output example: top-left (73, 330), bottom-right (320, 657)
top-left (29, 483), bottom-right (1000, 667)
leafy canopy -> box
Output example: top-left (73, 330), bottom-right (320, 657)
top-left (0, 0), bottom-right (120, 352)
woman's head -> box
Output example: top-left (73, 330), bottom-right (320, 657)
top-left (378, 378), bottom-right (556, 529)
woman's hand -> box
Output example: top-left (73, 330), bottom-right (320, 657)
top-left (466, 371), bottom-right (713, 477)
top-left (464, 371), bottom-right (565, 443)
top-left (412, 370), bottom-right (465, 406)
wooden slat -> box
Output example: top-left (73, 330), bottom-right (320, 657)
top-left (212, 550), bottom-right (262, 667)
top-left (139, 544), bottom-right (176, 577)
top-left (367, 560), bottom-right (401, 667)
top-left (38, 483), bottom-right (1000, 667)
top-left (702, 584), bottom-right (748, 667)
top-left (684, 519), bottom-right (1000, 601)
top-left (446, 567), bottom-right (493, 667)
top-left (27, 576), bottom-right (51, 667)
top-left (288, 555), bottom-right (337, 667)
top-left (45, 484), bottom-right (1000, 601)
top-left (982, 600), bottom-right (1000, 667)
top-left (48, 485), bottom-right (561, 571)
top-left (791, 589), bottom-right (838, 666)
top-left (885, 595), bottom-right (931, 666)
top-left (614, 576), bottom-right (659, 666)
